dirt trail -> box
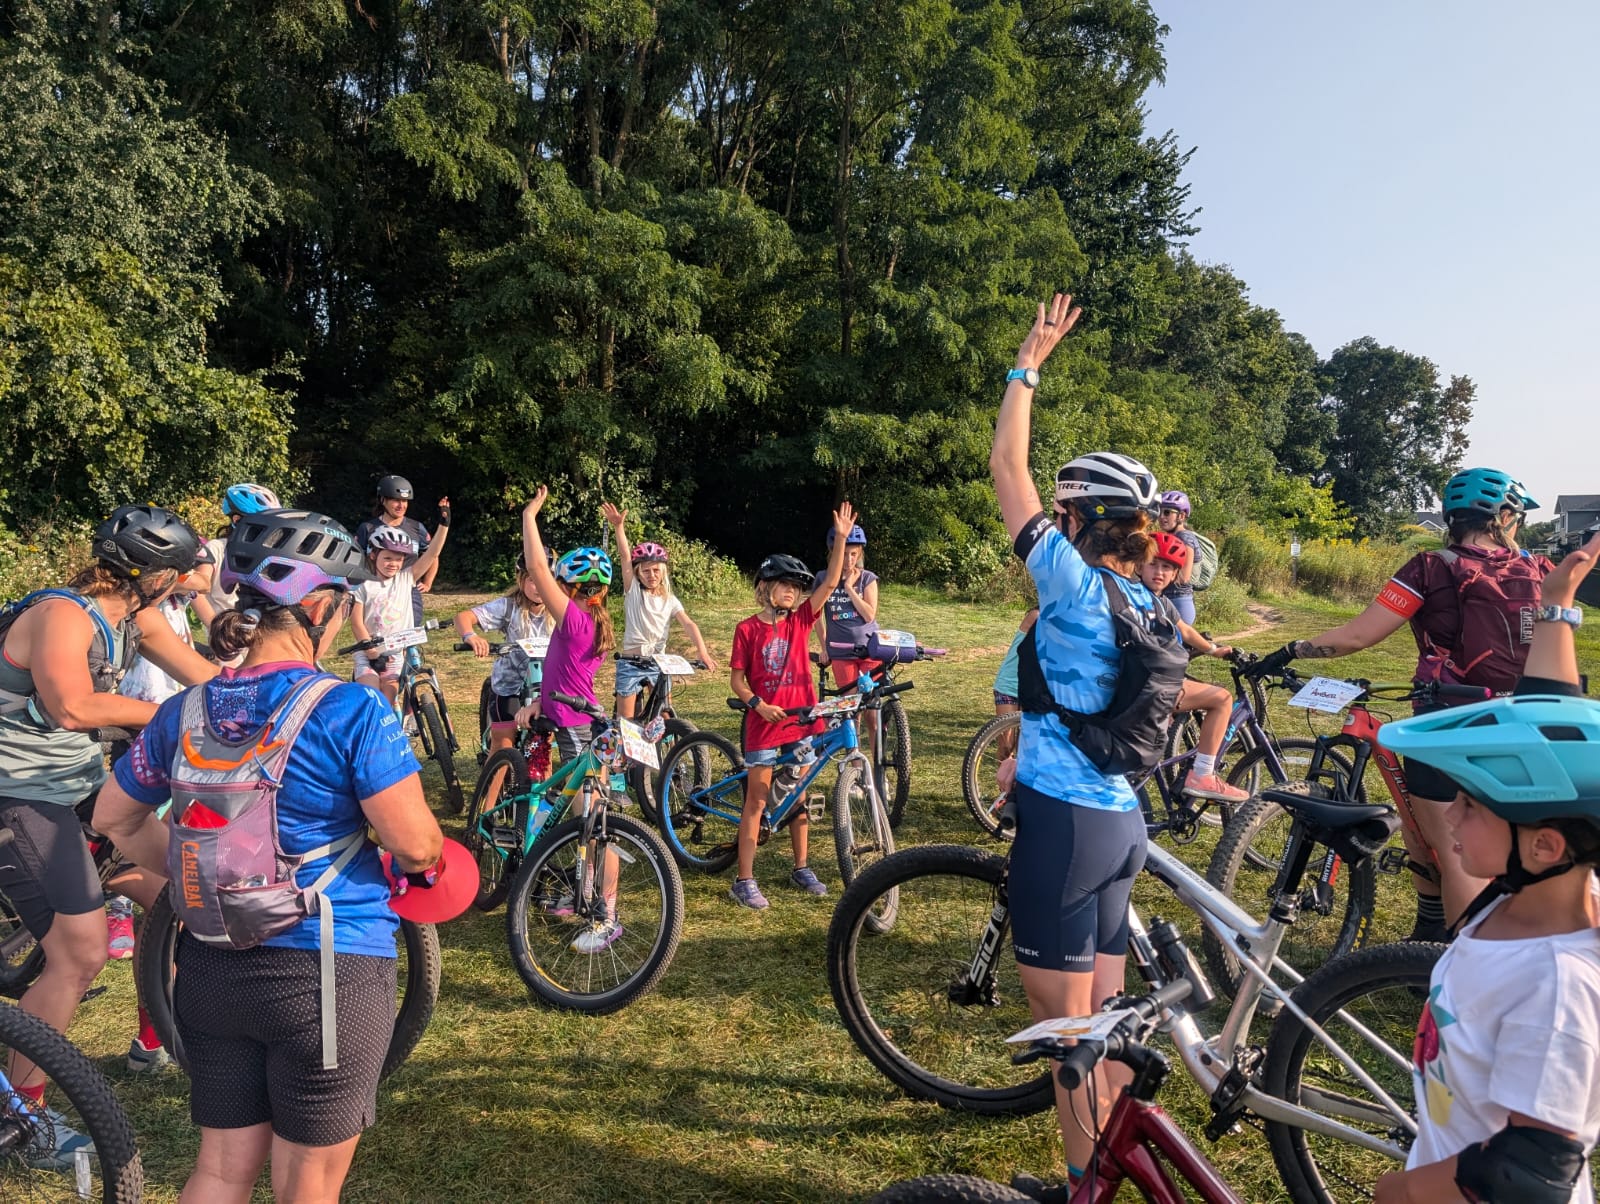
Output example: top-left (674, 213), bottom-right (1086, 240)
top-left (1218, 601), bottom-right (1285, 644)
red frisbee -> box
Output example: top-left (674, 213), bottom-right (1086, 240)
top-left (381, 838), bottom-right (479, 923)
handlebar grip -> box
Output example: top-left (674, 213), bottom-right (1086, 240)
top-left (336, 638), bottom-right (381, 655)
top-left (453, 642), bottom-right (475, 652)
top-left (92, 727), bottom-right (139, 744)
top-left (550, 692), bottom-right (604, 717)
top-left (1434, 683), bottom-right (1493, 701)
top-left (880, 680), bottom-right (915, 698)
top-left (1054, 1040), bottom-right (1104, 1091)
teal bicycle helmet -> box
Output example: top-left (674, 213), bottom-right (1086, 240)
top-left (555, 547), bottom-right (614, 587)
top-left (1441, 467), bottom-right (1533, 520)
top-left (1382, 696), bottom-right (1600, 822)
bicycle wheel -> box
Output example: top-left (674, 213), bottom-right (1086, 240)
top-left (0, 889), bottom-right (44, 999)
top-left (879, 696), bottom-right (912, 828)
top-left (961, 712), bottom-right (1020, 840)
top-left (1202, 792), bottom-right (1377, 997)
top-left (1261, 942), bottom-right (1440, 1204)
top-left (136, 888), bottom-right (438, 1080)
top-left (828, 844), bottom-right (1051, 1116)
top-left (654, 730), bottom-right (743, 874)
top-left (465, 748), bottom-right (531, 911)
top-left (0, 1001), bottom-right (143, 1202)
top-left (628, 716), bottom-right (698, 827)
top-left (504, 812), bottom-right (684, 1013)
top-left (869, 1175), bottom-right (1033, 1203)
top-left (475, 677), bottom-right (496, 765)
top-left (1222, 738), bottom-right (1366, 869)
top-left (832, 762), bottom-right (898, 929)
top-left (416, 689), bottom-right (464, 815)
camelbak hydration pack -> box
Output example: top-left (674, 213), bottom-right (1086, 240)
top-left (1416, 548), bottom-right (1550, 696)
top-left (0, 589), bottom-right (139, 721)
top-left (165, 673), bottom-right (363, 1067)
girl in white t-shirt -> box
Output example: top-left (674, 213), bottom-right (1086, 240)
top-left (454, 551), bottom-right (554, 758)
top-left (350, 500), bottom-right (451, 703)
top-left (601, 502), bottom-right (716, 718)
top-left (1374, 530), bottom-right (1600, 1204)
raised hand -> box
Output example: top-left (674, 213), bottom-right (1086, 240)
top-left (832, 500), bottom-right (856, 540)
top-left (1014, 292), bottom-right (1082, 371)
top-left (601, 501), bottom-right (626, 529)
top-left (1543, 529), bottom-right (1600, 606)
top-left (523, 485), bottom-right (548, 521)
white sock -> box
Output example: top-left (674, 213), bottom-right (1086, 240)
top-left (1192, 754), bottom-right (1217, 778)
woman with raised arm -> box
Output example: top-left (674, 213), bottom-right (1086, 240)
top-left (990, 294), bottom-right (1184, 1202)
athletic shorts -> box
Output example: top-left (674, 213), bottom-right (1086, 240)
top-left (743, 742), bottom-right (818, 770)
top-left (993, 692), bottom-right (1019, 708)
top-left (829, 657), bottom-right (883, 690)
top-left (486, 692), bottom-right (522, 728)
top-left (1008, 783), bottom-right (1147, 971)
top-left (1402, 756), bottom-right (1461, 802)
top-left (614, 656), bottom-right (667, 700)
top-left (554, 724), bottom-right (591, 764)
top-left (0, 796), bottom-right (102, 940)
top-left (174, 933), bottom-right (396, 1146)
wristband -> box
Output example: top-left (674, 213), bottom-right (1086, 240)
top-left (746, 696), bottom-right (761, 711)
top-left (395, 857), bottom-right (444, 895)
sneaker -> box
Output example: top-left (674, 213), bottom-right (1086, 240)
top-left (106, 913), bottom-right (134, 961)
top-left (789, 867), bottom-right (827, 896)
top-left (1184, 773), bottom-right (1250, 804)
top-left (570, 920), bottom-right (623, 953)
top-left (1010, 1172), bottom-right (1071, 1203)
top-left (126, 1037), bottom-right (170, 1074)
top-left (728, 878), bottom-right (769, 910)
top-left (23, 1105), bottom-right (96, 1171)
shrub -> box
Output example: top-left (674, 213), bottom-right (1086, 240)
top-left (664, 535), bottom-right (746, 602)
top-left (1295, 539), bottom-right (1408, 603)
top-left (1194, 574), bottom-right (1251, 634)
top-left (1221, 524), bottom-right (1292, 595)
top-left (0, 519), bottom-right (94, 601)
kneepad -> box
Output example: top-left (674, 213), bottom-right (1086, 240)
top-left (1455, 1123), bottom-right (1586, 1204)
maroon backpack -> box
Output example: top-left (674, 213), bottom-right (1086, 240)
top-left (1417, 549), bottom-right (1549, 695)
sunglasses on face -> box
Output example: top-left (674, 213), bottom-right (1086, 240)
top-left (1159, 508), bottom-right (1181, 517)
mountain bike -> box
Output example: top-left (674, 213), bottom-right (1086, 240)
top-left (653, 681), bottom-right (908, 925)
top-left (0, 830), bottom-right (144, 1202)
top-left (817, 629), bottom-right (943, 828)
top-left (454, 634), bottom-right (548, 766)
top-left (612, 652), bottom-right (705, 823)
top-left (828, 790), bottom-right (1438, 1204)
top-left (135, 885), bottom-right (441, 1082)
top-left (1202, 668), bottom-right (1492, 991)
top-left (498, 692), bottom-right (685, 1013)
top-left (869, 978), bottom-right (1243, 1204)
top-left (339, 621), bottom-right (464, 815)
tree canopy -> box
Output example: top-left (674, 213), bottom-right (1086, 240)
top-left (0, 0), bottom-right (1471, 577)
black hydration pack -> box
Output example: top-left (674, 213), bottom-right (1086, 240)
top-left (1016, 571), bottom-right (1189, 777)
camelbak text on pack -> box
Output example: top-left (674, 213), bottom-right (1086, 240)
top-left (1189, 532), bottom-right (1220, 591)
top-left (1016, 571), bottom-right (1190, 776)
top-left (165, 674), bottom-right (361, 1067)
top-left (1416, 549), bottom-right (1549, 696)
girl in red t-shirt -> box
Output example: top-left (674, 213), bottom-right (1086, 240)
top-left (727, 503), bottom-right (856, 910)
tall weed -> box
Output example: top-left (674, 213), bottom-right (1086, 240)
top-left (1221, 525), bottom-right (1292, 595)
top-left (0, 520), bottom-right (95, 601)
top-left (1296, 539), bottom-right (1407, 603)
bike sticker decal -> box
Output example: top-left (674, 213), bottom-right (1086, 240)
top-left (517, 636), bottom-right (550, 657)
top-left (1287, 676), bottom-right (1365, 713)
top-left (652, 653), bottom-right (696, 675)
top-left (617, 718), bottom-right (659, 769)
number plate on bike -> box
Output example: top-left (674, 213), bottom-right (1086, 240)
top-left (381, 627), bottom-right (429, 653)
top-left (1007, 1007), bottom-right (1141, 1044)
top-left (517, 636), bottom-right (550, 657)
top-left (652, 653), bottom-right (696, 675)
top-left (809, 695), bottom-right (861, 718)
top-left (876, 629), bottom-right (917, 649)
top-left (1287, 676), bottom-right (1365, 713)
top-left (617, 718), bottom-right (659, 769)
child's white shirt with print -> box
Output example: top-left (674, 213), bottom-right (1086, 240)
top-left (1409, 891), bottom-right (1600, 1202)
top-left (354, 569), bottom-right (416, 639)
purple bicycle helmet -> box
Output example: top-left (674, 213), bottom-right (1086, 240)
top-left (221, 510), bottom-right (375, 605)
top-left (1159, 490), bottom-right (1191, 516)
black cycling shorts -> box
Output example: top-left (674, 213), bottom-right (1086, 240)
top-left (1008, 783), bottom-right (1147, 972)
top-left (486, 691), bottom-right (522, 727)
top-left (0, 796), bottom-right (102, 940)
top-left (175, 932), bottom-right (396, 1146)
top-left (1402, 756), bottom-right (1460, 803)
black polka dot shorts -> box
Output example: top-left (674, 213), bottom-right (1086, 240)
top-left (173, 932), bottom-right (397, 1146)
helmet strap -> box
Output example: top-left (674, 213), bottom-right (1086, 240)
top-left (1494, 822), bottom-right (1575, 894)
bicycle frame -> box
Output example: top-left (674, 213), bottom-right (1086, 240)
top-left (471, 744), bottom-right (607, 860)
top-left (688, 709), bottom-right (871, 833)
top-left (1072, 1086), bottom-right (1242, 1204)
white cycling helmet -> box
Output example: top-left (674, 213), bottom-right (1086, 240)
top-left (1054, 452), bottom-right (1160, 520)
top-left (367, 527), bottom-right (418, 557)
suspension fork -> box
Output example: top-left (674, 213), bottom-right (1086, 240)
top-left (1343, 707), bottom-right (1431, 877)
top-left (956, 867), bottom-right (1012, 1006)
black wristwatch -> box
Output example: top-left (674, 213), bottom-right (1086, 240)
top-left (745, 696), bottom-right (761, 711)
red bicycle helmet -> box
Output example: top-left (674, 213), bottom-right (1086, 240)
top-left (1150, 531), bottom-right (1188, 568)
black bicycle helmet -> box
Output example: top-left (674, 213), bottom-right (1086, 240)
top-left (376, 475), bottom-right (414, 501)
top-left (94, 506), bottom-right (211, 577)
top-left (755, 553), bottom-right (814, 590)
top-left (220, 510), bottom-right (376, 604)
top-left (515, 548), bottom-right (557, 574)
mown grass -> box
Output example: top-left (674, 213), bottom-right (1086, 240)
top-left (64, 583), bottom-right (1598, 1201)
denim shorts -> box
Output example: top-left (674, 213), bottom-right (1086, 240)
top-left (614, 656), bottom-right (667, 699)
top-left (744, 743), bottom-right (818, 770)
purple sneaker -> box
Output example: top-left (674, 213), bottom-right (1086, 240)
top-left (789, 867), bottom-right (827, 896)
top-left (729, 878), bottom-right (769, 910)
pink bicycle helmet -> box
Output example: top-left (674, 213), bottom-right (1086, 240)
top-left (632, 542), bottom-right (669, 566)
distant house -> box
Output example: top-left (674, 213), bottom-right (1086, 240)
top-left (1556, 495), bottom-right (1600, 536)
top-left (1411, 511), bottom-right (1446, 534)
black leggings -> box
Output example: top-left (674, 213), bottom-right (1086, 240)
top-left (1008, 783), bottom-right (1147, 972)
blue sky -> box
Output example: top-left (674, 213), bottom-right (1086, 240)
top-left (1142, 1), bottom-right (1600, 518)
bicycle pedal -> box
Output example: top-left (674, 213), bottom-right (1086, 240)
top-left (1377, 847), bottom-right (1409, 875)
top-left (491, 826), bottom-right (519, 849)
top-left (806, 795), bottom-right (826, 822)
top-left (756, 825), bottom-right (772, 847)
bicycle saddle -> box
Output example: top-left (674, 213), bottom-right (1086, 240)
top-left (529, 716), bottom-right (559, 735)
top-left (1258, 782), bottom-right (1399, 860)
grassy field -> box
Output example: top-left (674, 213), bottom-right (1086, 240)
top-left (62, 583), bottom-right (1599, 1202)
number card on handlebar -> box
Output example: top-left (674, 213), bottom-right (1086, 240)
top-left (516, 635), bottom-right (550, 658)
top-left (380, 627), bottom-right (429, 653)
top-left (616, 717), bottom-right (659, 769)
top-left (1287, 676), bottom-right (1366, 713)
top-left (808, 695), bottom-right (862, 718)
top-left (652, 653), bottom-right (696, 676)
top-left (1006, 1007), bottom-right (1142, 1044)
top-left (875, 629), bottom-right (917, 650)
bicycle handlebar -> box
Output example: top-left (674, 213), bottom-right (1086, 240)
top-left (337, 619), bottom-right (442, 656)
top-left (725, 679), bottom-right (914, 718)
top-left (550, 691), bottom-right (607, 720)
top-left (1016, 977), bottom-right (1195, 1091)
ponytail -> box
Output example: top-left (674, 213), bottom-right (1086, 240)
top-left (211, 607), bottom-right (270, 661)
top-left (1075, 512), bottom-right (1156, 567)
top-left (585, 588), bottom-right (616, 658)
